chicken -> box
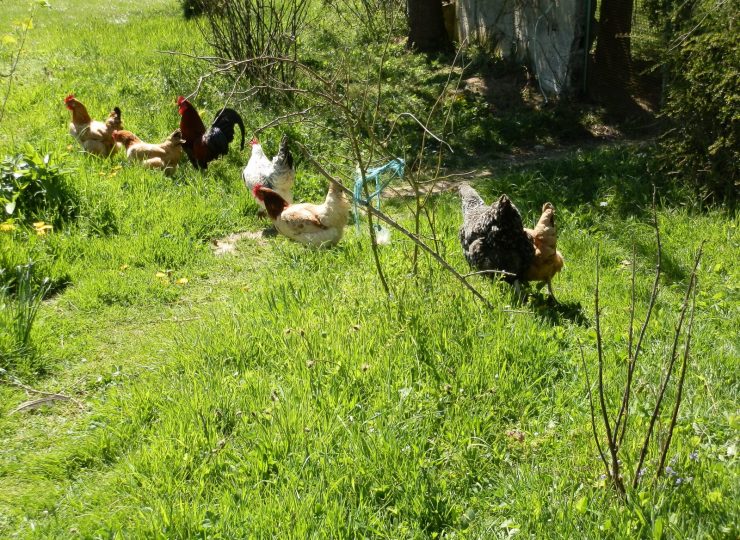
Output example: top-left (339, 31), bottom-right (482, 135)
top-left (176, 96), bottom-right (245, 169)
top-left (458, 183), bottom-right (534, 284)
top-left (252, 181), bottom-right (350, 247)
top-left (64, 95), bottom-right (122, 157)
top-left (112, 129), bottom-right (186, 176)
top-left (524, 202), bottom-right (564, 299)
top-left (242, 135), bottom-right (295, 211)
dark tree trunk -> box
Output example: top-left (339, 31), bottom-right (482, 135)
top-left (590, 0), bottom-right (642, 115)
top-left (407, 0), bottom-right (451, 53)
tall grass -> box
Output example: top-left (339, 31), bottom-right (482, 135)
top-left (0, 264), bottom-right (50, 373)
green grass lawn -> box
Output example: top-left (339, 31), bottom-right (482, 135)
top-left (1, 1), bottom-right (738, 538)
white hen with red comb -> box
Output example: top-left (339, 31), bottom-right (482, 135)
top-left (242, 135), bottom-right (295, 211)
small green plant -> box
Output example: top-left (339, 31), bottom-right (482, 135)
top-left (1, 150), bottom-right (79, 227)
top-left (0, 263), bottom-right (50, 372)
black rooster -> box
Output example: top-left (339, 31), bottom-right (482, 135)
top-left (458, 183), bottom-right (534, 283)
top-left (177, 96), bottom-right (245, 169)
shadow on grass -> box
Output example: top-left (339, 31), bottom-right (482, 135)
top-left (527, 292), bottom-right (588, 326)
top-left (632, 234), bottom-right (688, 283)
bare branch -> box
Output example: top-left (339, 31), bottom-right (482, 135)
top-left (579, 339), bottom-right (611, 475)
top-left (390, 112), bottom-right (453, 153)
top-left (633, 239), bottom-right (700, 488)
top-left (253, 107), bottom-right (314, 135)
top-left (656, 243), bottom-right (703, 477)
top-left (615, 188), bottom-right (662, 449)
top-left (0, 10), bottom-right (35, 126)
top-left (2, 373), bottom-right (83, 410)
top-left (594, 246), bottom-right (625, 494)
top-left (461, 269), bottom-right (517, 279)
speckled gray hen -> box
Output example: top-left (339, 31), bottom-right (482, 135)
top-left (458, 183), bottom-right (534, 283)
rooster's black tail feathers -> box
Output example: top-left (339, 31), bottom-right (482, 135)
top-left (211, 108), bottom-right (245, 150)
top-left (276, 134), bottom-right (294, 170)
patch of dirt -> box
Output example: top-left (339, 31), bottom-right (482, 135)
top-left (463, 70), bottom-right (543, 111)
top-left (211, 228), bottom-right (277, 255)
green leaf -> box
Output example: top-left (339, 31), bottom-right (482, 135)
top-left (707, 490), bottom-right (723, 504)
top-left (575, 496), bottom-right (588, 514)
top-left (652, 516), bottom-right (664, 540)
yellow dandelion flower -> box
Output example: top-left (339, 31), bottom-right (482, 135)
top-left (175, 277), bottom-right (188, 285)
top-left (0, 222), bottom-right (16, 232)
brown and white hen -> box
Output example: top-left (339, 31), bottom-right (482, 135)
top-left (252, 181), bottom-right (349, 247)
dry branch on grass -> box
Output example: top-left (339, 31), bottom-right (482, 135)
top-left (2, 371), bottom-right (83, 413)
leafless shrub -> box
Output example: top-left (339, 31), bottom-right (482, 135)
top-left (195, 0), bottom-right (310, 100)
top-left (582, 190), bottom-right (703, 496)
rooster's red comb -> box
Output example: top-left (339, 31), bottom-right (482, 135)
top-left (176, 96), bottom-right (186, 106)
top-left (250, 137), bottom-right (259, 146)
top-left (64, 94), bottom-right (75, 103)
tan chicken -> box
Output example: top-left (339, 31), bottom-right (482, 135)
top-left (112, 129), bottom-right (186, 176)
top-left (524, 202), bottom-right (564, 300)
top-left (252, 181), bottom-right (350, 247)
top-left (64, 95), bottom-right (122, 157)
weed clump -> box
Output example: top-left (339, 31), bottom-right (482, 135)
top-left (1, 150), bottom-right (79, 228)
top-left (0, 263), bottom-right (50, 374)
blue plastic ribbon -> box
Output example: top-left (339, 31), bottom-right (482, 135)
top-left (353, 158), bottom-right (405, 232)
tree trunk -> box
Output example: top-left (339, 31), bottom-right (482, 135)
top-left (407, 0), bottom-right (451, 53)
top-left (590, 0), bottom-right (639, 113)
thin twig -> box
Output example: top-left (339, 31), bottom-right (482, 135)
top-left (615, 189), bottom-right (662, 449)
top-left (0, 10), bottom-right (34, 126)
top-left (253, 107), bottom-right (313, 135)
top-left (461, 269), bottom-right (517, 279)
top-left (614, 242), bottom-right (638, 447)
top-left (391, 112), bottom-right (453, 153)
top-left (579, 340), bottom-right (610, 475)
top-left (594, 246), bottom-right (625, 494)
top-left (655, 243), bottom-right (703, 477)
top-left (633, 240), bottom-right (700, 488)
top-left (2, 374), bottom-right (83, 409)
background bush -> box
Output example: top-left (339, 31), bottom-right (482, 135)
top-left (653, 0), bottom-right (739, 210)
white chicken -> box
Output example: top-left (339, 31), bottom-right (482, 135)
top-left (242, 135), bottom-right (295, 212)
top-left (252, 181), bottom-right (350, 247)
